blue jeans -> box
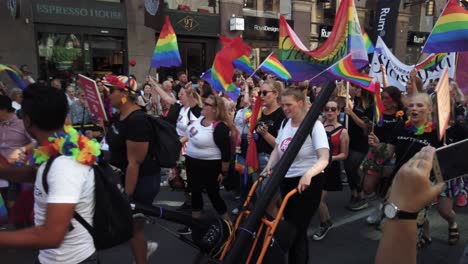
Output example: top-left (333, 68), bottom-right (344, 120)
top-left (238, 152), bottom-right (270, 207)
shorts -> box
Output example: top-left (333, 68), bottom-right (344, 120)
top-left (132, 173), bottom-right (161, 207)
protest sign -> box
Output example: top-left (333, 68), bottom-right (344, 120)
top-left (78, 74), bottom-right (107, 121)
top-left (435, 68), bottom-right (450, 141)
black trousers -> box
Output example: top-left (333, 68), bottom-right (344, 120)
top-left (280, 174), bottom-right (323, 264)
top-left (185, 156), bottom-right (227, 215)
top-left (344, 149), bottom-right (366, 193)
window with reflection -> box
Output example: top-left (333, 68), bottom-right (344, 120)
top-left (243, 0), bottom-right (291, 19)
top-left (164, 0), bottom-right (219, 14)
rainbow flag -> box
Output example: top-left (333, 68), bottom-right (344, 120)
top-left (235, 155), bottom-right (254, 174)
top-left (259, 53), bottom-right (291, 81)
top-left (279, 0), bottom-right (368, 81)
top-left (233, 55), bottom-right (256, 76)
top-left (423, 0), bottom-right (468, 53)
top-left (150, 16), bottom-right (182, 68)
top-left (361, 28), bottom-right (374, 54)
top-left (0, 64), bottom-right (27, 89)
top-left (326, 54), bottom-right (373, 91)
top-left (416, 53), bottom-right (448, 71)
top-left (373, 82), bottom-right (384, 126)
top-left (211, 36), bottom-right (251, 100)
top-left (245, 95), bottom-right (262, 174)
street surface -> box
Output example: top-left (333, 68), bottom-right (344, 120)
top-left (1, 183), bottom-right (467, 264)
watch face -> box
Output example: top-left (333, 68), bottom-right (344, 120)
top-left (384, 204), bottom-right (397, 218)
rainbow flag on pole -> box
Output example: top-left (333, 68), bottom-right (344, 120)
top-left (150, 16), bottom-right (182, 68)
top-left (326, 54), bottom-right (373, 91)
top-left (233, 55), bottom-right (256, 76)
top-left (373, 82), bottom-right (384, 126)
top-left (416, 53), bottom-right (448, 71)
top-left (361, 28), bottom-right (375, 54)
top-left (259, 53), bottom-right (291, 81)
top-left (279, 0), bottom-right (368, 81)
top-left (0, 64), bottom-right (27, 89)
top-left (423, 0), bottom-right (468, 53)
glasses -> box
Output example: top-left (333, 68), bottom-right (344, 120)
top-left (324, 107), bottom-right (338, 112)
top-left (261, 90), bottom-right (274, 96)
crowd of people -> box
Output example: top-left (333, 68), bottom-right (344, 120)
top-left (0, 63), bottom-right (466, 264)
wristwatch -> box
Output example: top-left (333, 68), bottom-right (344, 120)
top-left (382, 202), bottom-right (418, 220)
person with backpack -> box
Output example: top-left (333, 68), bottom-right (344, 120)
top-left (0, 84), bottom-right (100, 263)
top-left (262, 88), bottom-right (329, 264)
top-left (104, 75), bottom-right (159, 264)
top-left (312, 100), bottom-right (349, 241)
top-left (178, 95), bottom-right (234, 235)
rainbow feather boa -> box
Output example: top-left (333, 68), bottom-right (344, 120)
top-left (29, 126), bottom-right (101, 166)
top-left (404, 120), bottom-right (435, 136)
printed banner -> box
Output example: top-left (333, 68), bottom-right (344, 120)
top-left (369, 37), bottom-right (456, 91)
top-left (78, 74), bottom-right (108, 121)
top-left (373, 0), bottom-right (401, 48)
top-left (435, 68), bottom-right (450, 141)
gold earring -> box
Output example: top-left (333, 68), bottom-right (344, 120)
top-left (121, 97), bottom-right (127, 104)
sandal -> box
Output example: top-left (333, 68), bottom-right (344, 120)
top-left (417, 235), bottom-right (432, 249)
top-left (448, 225), bottom-right (460, 246)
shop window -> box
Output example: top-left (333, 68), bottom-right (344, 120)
top-left (243, 0), bottom-right (291, 19)
top-left (164, 0), bottom-right (219, 14)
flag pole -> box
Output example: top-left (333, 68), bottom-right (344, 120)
top-left (248, 52), bottom-right (273, 79)
top-left (345, 81), bottom-right (349, 129)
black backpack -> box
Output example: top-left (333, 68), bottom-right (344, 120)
top-left (42, 155), bottom-right (134, 250)
top-left (147, 115), bottom-right (182, 168)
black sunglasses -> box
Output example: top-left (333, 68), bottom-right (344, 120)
top-left (261, 90), bottom-right (274, 96)
top-left (324, 107), bottom-right (338, 112)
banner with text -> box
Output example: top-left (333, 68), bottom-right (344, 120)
top-left (78, 74), bottom-right (107, 121)
top-left (369, 37), bottom-right (456, 91)
top-left (373, 0), bottom-right (401, 48)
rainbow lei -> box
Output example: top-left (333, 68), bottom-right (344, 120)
top-left (404, 120), bottom-right (435, 136)
top-left (29, 126), bottom-right (101, 166)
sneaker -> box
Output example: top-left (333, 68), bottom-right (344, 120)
top-left (176, 202), bottom-right (191, 211)
top-left (177, 226), bottom-right (192, 235)
top-left (231, 208), bottom-right (240, 215)
top-left (349, 197), bottom-right (369, 211)
top-left (366, 208), bottom-right (382, 225)
top-left (312, 221), bottom-right (332, 241)
top-left (146, 241), bottom-right (159, 260)
top-left (456, 194), bottom-right (467, 207)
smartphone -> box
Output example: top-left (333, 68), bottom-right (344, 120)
top-left (432, 138), bottom-right (468, 182)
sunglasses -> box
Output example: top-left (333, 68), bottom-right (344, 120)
top-left (261, 90), bottom-right (274, 96)
top-left (324, 107), bottom-right (338, 112)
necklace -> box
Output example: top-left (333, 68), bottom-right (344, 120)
top-left (29, 126), bottom-right (101, 166)
top-left (404, 120), bottom-right (435, 136)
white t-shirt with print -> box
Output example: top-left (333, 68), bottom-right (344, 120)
top-left (275, 120), bottom-right (329, 178)
top-left (185, 117), bottom-right (221, 160)
top-left (34, 156), bottom-right (95, 264)
top-left (176, 105), bottom-right (198, 137)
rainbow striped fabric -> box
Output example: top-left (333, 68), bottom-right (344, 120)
top-left (326, 54), bottom-right (373, 91)
top-left (259, 53), bottom-right (291, 81)
top-left (279, 0), bottom-right (368, 81)
top-left (233, 55), bottom-right (256, 76)
top-left (416, 53), bottom-right (447, 71)
top-left (373, 82), bottom-right (384, 126)
top-left (211, 36), bottom-right (251, 100)
top-left (150, 16), bottom-right (182, 68)
top-left (235, 155), bottom-right (254, 175)
top-left (0, 64), bottom-right (27, 89)
top-left (361, 28), bottom-right (375, 54)
top-left (423, 0), bottom-right (468, 53)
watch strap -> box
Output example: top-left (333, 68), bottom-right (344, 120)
top-left (396, 210), bottom-right (418, 220)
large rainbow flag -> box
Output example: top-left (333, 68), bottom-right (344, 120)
top-left (361, 28), bottom-right (374, 54)
top-left (279, 0), bottom-right (368, 81)
top-left (150, 16), bottom-right (182, 68)
top-left (211, 36), bottom-right (251, 100)
top-left (326, 54), bottom-right (373, 91)
top-left (259, 53), bottom-right (291, 81)
top-left (0, 64), bottom-right (27, 89)
top-left (423, 0), bottom-right (468, 53)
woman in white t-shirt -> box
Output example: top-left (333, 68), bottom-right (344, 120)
top-left (262, 88), bottom-right (329, 264)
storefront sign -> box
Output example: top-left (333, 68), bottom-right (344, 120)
top-left (319, 25), bottom-right (333, 40)
top-left (243, 16), bottom-right (293, 41)
top-left (230, 17), bottom-right (245, 31)
top-left (32, 0), bottom-right (126, 29)
top-left (78, 75), bottom-right (108, 121)
top-left (145, 10), bottom-right (220, 37)
top-left (407, 31), bottom-right (430, 46)
top-left (373, 0), bottom-right (401, 48)
top-left (370, 37), bottom-right (456, 92)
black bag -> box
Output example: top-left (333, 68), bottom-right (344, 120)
top-left (147, 115), bottom-right (182, 168)
top-left (42, 156), bottom-right (134, 250)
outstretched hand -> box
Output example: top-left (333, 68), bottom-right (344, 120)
top-left (388, 146), bottom-right (445, 213)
